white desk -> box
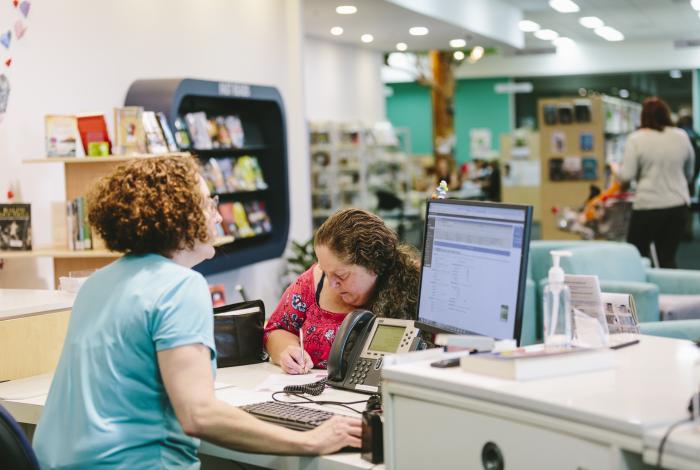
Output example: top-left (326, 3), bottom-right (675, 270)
top-left (381, 335), bottom-right (700, 470)
top-left (643, 422), bottom-right (700, 470)
top-left (0, 362), bottom-right (380, 470)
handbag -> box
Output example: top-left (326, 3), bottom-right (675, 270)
top-left (213, 299), bottom-right (267, 367)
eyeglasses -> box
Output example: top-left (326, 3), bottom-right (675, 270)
top-left (206, 195), bottom-right (219, 213)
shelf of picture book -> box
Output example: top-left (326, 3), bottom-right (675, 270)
top-left (25, 153), bottom-right (190, 164)
top-left (200, 155), bottom-right (268, 195)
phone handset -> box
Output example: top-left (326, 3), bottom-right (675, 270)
top-left (327, 309), bottom-right (375, 385)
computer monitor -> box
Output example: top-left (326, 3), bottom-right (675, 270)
top-left (415, 199), bottom-right (532, 345)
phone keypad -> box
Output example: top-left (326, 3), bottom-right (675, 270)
top-left (348, 359), bottom-right (373, 385)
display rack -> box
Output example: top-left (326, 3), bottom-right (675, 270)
top-left (538, 95), bottom-right (640, 240)
top-left (309, 122), bottom-right (412, 229)
top-left (125, 78), bottom-right (290, 275)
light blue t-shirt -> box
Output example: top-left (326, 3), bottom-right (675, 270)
top-left (34, 254), bottom-right (216, 469)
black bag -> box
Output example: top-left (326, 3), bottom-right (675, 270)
top-left (213, 299), bottom-right (267, 368)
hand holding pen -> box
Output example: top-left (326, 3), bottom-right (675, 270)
top-left (279, 329), bottom-right (313, 374)
top-left (298, 329), bottom-right (312, 374)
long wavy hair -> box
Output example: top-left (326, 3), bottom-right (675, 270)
top-left (314, 208), bottom-right (420, 319)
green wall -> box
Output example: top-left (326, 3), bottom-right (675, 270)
top-left (385, 82), bottom-right (433, 156)
top-left (454, 77), bottom-right (512, 163)
top-left (385, 78), bottom-right (513, 164)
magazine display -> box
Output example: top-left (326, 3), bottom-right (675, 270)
top-left (201, 156), bottom-right (267, 194)
top-left (0, 203), bottom-right (31, 250)
top-left (217, 200), bottom-right (271, 239)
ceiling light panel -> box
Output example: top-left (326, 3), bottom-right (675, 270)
top-left (534, 29), bottom-right (559, 40)
top-left (692, 0), bottom-right (700, 11)
top-left (336, 5), bottom-right (357, 15)
top-left (450, 39), bottom-right (467, 48)
top-left (361, 34), bottom-right (374, 43)
top-left (594, 26), bottom-right (624, 41)
top-left (396, 42), bottom-right (407, 51)
top-left (549, 0), bottom-right (580, 13)
top-left (579, 16), bottom-right (604, 29)
top-left (518, 20), bottom-right (540, 32)
top-left (330, 26), bottom-right (343, 36)
top-left (409, 26), bottom-right (429, 36)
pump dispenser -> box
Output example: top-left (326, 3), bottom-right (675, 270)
top-left (543, 250), bottom-right (574, 348)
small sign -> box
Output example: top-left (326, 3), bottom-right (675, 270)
top-left (494, 82), bottom-right (533, 94)
top-left (218, 82), bottom-right (251, 98)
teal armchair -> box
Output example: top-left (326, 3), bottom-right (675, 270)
top-left (527, 240), bottom-right (700, 340)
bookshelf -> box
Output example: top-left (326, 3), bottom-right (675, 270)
top-left (125, 78), bottom-right (290, 275)
top-left (310, 122), bottom-right (413, 230)
top-left (538, 95), bottom-right (640, 239)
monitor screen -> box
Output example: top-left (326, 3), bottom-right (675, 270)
top-left (415, 199), bottom-right (532, 344)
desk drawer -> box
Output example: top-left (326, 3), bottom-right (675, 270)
top-left (390, 396), bottom-right (613, 470)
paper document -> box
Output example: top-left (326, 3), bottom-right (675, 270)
top-left (253, 372), bottom-right (327, 393)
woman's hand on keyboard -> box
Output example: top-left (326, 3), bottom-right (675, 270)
top-left (307, 415), bottom-right (362, 454)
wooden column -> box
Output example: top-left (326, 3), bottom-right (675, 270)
top-left (430, 50), bottom-right (455, 161)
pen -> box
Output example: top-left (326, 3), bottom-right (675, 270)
top-left (610, 339), bottom-right (640, 350)
top-left (299, 328), bottom-right (307, 373)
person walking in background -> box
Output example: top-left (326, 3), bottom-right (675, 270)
top-left (618, 97), bottom-right (695, 268)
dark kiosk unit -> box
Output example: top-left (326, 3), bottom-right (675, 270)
top-left (125, 78), bottom-right (290, 275)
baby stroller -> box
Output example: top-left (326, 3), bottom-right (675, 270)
top-left (554, 181), bottom-right (634, 241)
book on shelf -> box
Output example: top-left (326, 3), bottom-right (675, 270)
top-left (184, 112), bottom-right (213, 150)
top-left (201, 156), bottom-right (267, 194)
top-left (173, 117), bottom-right (192, 150)
top-left (217, 200), bottom-right (269, 239)
top-left (460, 345), bottom-right (614, 381)
top-left (45, 115), bottom-right (79, 157)
top-left (235, 156), bottom-right (267, 190)
top-left (212, 116), bottom-right (233, 148)
top-left (113, 107), bottom-right (146, 155)
top-left (224, 115), bottom-right (245, 148)
top-left (156, 112), bottom-right (179, 152)
top-left (77, 113), bottom-right (111, 156)
top-left (66, 196), bottom-right (92, 250)
top-left (142, 111), bottom-right (169, 154)
top-left (0, 203), bottom-right (31, 251)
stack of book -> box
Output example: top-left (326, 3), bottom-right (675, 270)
top-left (0, 203), bottom-right (31, 251)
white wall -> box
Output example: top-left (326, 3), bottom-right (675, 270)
top-left (0, 0), bottom-right (310, 309)
top-left (304, 36), bottom-right (386, 122)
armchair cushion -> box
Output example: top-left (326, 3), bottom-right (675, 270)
top-left (645, 268), bottom-right (700, 295)
top-left (559, 244), bottom-right (647, 283)
top-left (658, 295), bottom-right (700, 321)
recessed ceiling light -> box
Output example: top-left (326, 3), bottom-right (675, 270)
top-left (361, 34), bottom-right (374, 43)
top-left (549, 0), bottom-right (580, 13)
top-left (450, 39), bottom-right (467, 48)
top-left (336, 5), bottom-right (357, 15)
top-left (579, 16), bottom-right (604, 29)
top-left (518, 20), bottom-right (540, 32)
top-left (692, 0), bottom-right (700, 11)
top-left (670, 69), bottom-right (682, 79)
top-left (534, 29), bottom-right (559, 40)
top-left (330, 26), bottom-right (344, 36)
top-left (453, 50), bottom-right (465, 60)
top-left (594, 26), bottom-right (624, 41)
top-left (468, 46), bottom-right (485, 63)
top-left (553, 37), bottom-right (575, 47)
top-left (619, 89), bottom-right (630, 99)
top-left (409, 26), bottom-right (429, 36)
top-left (396, 42), bottom-right (407, 51)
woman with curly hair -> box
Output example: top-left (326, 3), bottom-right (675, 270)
top-left (33, 156), bottom-right (360, 469)
top-left (265, 208), bottom-right (420, 374)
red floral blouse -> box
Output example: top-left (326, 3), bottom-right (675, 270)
top-left (263, 265), bottom-right (348, 369)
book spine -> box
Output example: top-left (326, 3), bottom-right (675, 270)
top-left (76, 197), bottom-right (84, 250)
top-left (66, 201), bottom-right (75, 251)
top-left (83, 197), bottom-right (92, 250)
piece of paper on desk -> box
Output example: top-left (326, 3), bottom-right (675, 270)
top-left (216, 387), bottom-right (273, 407)
top-left (214, 381), bottom-right (237, 391)
top-left (0, 374), bottom-right (53, 400)
top-left (253, 372), bottom-right (327, 393)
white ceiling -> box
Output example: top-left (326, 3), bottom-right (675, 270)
top-left (303, 0), bottom-right (700, 52)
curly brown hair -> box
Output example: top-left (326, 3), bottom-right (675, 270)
top-left (314, 208), bottom-right (420, 319)
top-left (87, 156), bottom-right (209, 256)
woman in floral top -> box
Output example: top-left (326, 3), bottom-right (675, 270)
top-left (264, 208), bottom-right (420, 374)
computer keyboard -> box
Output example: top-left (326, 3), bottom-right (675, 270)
top-left (240, 401), bottom-right (336, 431)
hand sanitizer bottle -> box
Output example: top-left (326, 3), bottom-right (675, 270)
top-left (543, 250), bottom-right (573, 348)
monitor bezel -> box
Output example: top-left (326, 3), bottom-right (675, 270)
top-left (414, 198), bottom-right (533, 346)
